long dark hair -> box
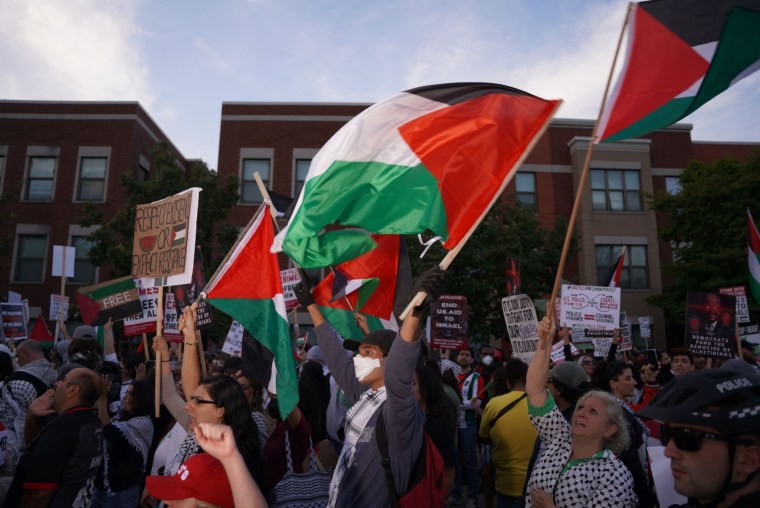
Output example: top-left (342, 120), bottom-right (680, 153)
top-left (121, 379), bottom-right (154, 419)
top-left (415, 361), bottom-right (454, 423)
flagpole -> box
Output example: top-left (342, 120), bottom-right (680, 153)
top-left (155, 285), bottom-right (164, 418)
top-left (546, 2), bottom-right (634, 320)
top-left (399, 99), bottom-right (563, 320)
top-left (57, 247), bottom-right (68, 345)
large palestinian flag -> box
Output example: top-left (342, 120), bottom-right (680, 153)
top-left (203, 204), bottom-right (298, 419)
top-left (598, 0), bottom-right (760, 142)
top-left (272, 83), bottom-right (560, 269)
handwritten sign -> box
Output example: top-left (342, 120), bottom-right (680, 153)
top-left (502, 294), bottom-right (539, 364)
top-left (49, 294), bottom-right (70, 321)
top-left (222, 320), bottom-right (245, 356)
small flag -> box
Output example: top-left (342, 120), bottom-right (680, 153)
top-left (76, 276), bottom-right (142, 326)
top-left (29, 315), bottom-right (53, 344)
top-left (607, 246), bottom-right (627, 288)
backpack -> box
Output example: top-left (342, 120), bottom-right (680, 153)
top-left (375, 408), bottom-right (446, 508)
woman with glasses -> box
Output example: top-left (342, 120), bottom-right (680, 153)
top-left (524, 316), bottom-right (636, 508)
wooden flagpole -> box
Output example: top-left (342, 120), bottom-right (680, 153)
top-left (55, 247), bottom-right (68, 344)
top-left (155, 285), bottom-right (164, 418)
top-left (546, 2), bottom-right (634, 320)
top-left (399, 99), bottom-right (563, 320)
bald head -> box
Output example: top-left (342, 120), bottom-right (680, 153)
top-left (54, 367), bottom-right (100, 411)
top-left (16, 340), bottom-right (45, 366)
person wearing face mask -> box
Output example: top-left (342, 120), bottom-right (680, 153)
top-left (294, 267), bottom-right (445, 508)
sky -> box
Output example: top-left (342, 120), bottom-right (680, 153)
top-left (2, 0), bottom-right (759, 170)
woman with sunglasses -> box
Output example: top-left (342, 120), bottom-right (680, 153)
top-left (524, 315), bottom-right (635, 507)
top-left (637, 366), bottom-right (760, 507)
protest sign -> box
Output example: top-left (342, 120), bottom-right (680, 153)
top-left (619, 312), bottom-right (633, 351)
top-left (719, 286), bottom-right (750, 323)
top-left (131, 187), bottom-right (201, 287)
top-left (550, 340), bottom-right (579, 364)
top-left (560, 285), bottom-right (620, 347)
top-left (430, 295), bottom-right (468, 350)
top-left (740, 323), bottom-right (760, 347)
top-left (685, 291), bottom-right (737, 358)
top-left (593, 337), bottom-right (612, 358)
top-left (49, 294), bottom-right (70, 321)
top-left (1, 303), bottom-right (27, 341)
top-left (222, 320), bottom-right (245, 356)
top-left (170, 247), bottom-right (213, 329)
top-left (7, 291), bottom-right (21, 303)
top-left (52, 245), bottom-right (76, 277)
top-left (76, 276), bottom-right (142, 326)
top-left (280, 268), bottom-right (301, 310)
top-left (501, 294), bottom-right (539, 364)
top-left (123, 279), bottom-right (159, 335)
top-left (162, 292), bottom-right (184, 343)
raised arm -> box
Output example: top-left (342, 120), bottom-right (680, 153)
top-left (178, 305), bottom-right (201, 396)
top-left (526, 315), bottom-right (556, 407)
top-left (103, 318), bottom-right (116, 360)
top-left (400, 267), bottom-right (445, 343)
top-left (152, 335), bottom-right (190, 429)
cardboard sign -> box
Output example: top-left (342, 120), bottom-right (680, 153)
top-left (52, 246), bottom-right (76, 277)
top-left (132, 187), bottom-right (201, 287)
top-left (430, 295), bottom-right (468, 350)
top-left (685, 291), bottom-right (737, 359)
top-left (280, 268), bottom-right (301, 310)
top-left (1, 302), bottom-right (27, 341)
top-left (719, 286), bottom-right (750, 323)
top-left (502, 294), bottom-right (539, 364)
top-left (171, 247), bottom-right (213, 330)
top-left (123, 279), bottom-right (159, 335)
top-left (222, 320), bottom-right (245, 356)
top-left (76, 276), bottom-right (142, 326)
top-left (49, 294), bottom-right (70, 321)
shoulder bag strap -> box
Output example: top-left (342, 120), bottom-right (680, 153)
top-left (489, 393), bottom-right (527, 428)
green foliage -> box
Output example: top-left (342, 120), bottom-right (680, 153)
top-left (647, 151), bottom-right (760, 321)
top-left (406, 198), bottom-right (576, 343)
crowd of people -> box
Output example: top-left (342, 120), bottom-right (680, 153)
top-left (0, 270), bottom-right (759, 507)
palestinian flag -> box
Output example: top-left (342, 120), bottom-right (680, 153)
top-left (76, 276), bottom-right (142, 326)
top-left (203, 204), bottom-right (298, 419)
top-left (747, 209), bottom-right (760, 304)
top-left (598, 0), bottom-right (760, 142)
top-left (29, 315), bottom-right (53, 345)
top-left (607, 246), bottom-right (627, 288)
top-left (272, 82), bottom-right (560, 268)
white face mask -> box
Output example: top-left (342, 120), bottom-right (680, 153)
top-left (482, 355), bottom-right (494, 366)
top-left (353, 355), bottom-right (382, 382)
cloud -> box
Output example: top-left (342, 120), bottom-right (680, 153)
top-left (0, 0), bottom-right (152, 105)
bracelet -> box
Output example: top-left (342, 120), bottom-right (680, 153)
top-left (161, 359), bottom-right (170, 363)
top-left (184, 341), bottom-right (198, 346)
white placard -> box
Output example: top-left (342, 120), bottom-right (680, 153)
top-left (550, 341), bottom-right (579, 364)
top-left (52, 246), bottom-right (76, 277)
top-left (222, 320), bottom-right (245, 356)
top-left (49, 294), bottom-right (70, 321)
top-left (560, 285), bottom-right (621, 329)
top-left (501, 294), bottom-right (539, 364)
top-left (280, 268), bottom-right (301, 310)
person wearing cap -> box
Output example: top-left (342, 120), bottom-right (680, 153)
top-left (0, 339), bottom-right (56, 466)
top-left (637, 367), bottom-right (760, 507)
top-left (547, 361), bottom-right (591, 421)
top-left (294, 267), bottom-right (445, 507)
top-left (4, 367), bottom-right (103, 507)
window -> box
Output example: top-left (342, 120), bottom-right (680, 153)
top-left (14, 235), bottom-right (47, 282)
top-left (591, 169), bottom-right (642, 211)
top-left (0, 151), bottom-right (6, 191)
top-left (25, 156), bottom-right (56, 201)
top-left (71, 236), bottom-right (97, 283)
top-left (294, 159), bottom-right (311, 198)
top-left (77, 157), bottom-right (108, 201)
top-left (241, 159), bottom-right (270, 204)
top-left (515, 172), bottom-right (537, 209)
top-left (596, 244), bottom-right (649, 289)
top-left (665, 175), bottom-right (681, 195)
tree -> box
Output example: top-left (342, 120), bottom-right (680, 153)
top-left (406, 198), bottom-right (575, 342)
top-left (648, 151), bottom-right (760, 321)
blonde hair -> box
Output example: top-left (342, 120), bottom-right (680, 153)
top-left (575, 390), bottom-right (631, 455)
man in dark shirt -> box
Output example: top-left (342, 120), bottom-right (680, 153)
top-left (4, 367), bottom-right (103, 508)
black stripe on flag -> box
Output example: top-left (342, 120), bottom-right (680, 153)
top-left (406, 82), bottom-right (539, 106)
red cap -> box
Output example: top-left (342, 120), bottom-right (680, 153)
top-left (146, 453), bottom-right (234, 508)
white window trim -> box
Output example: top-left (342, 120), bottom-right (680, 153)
top-left (11, 224), bottom-right (51, 284)
top-left (292, 148), bottom-right (318, 197)
top-left (73, 147), bottom-right (111, 203)
top-left (22, 146), bottom-right (60, 203)
top-left (239, 148), bottom-right (274, 205)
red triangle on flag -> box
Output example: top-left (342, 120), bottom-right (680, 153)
top-left (29, 315), bottom-right (53, 342)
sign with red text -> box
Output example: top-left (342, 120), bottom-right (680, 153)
top-left (280, 268), bottom-right (301, 310)
top-left (123, 278), bottom-right (159, 335)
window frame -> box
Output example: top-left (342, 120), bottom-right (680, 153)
top-left (239, 148), bottom-right (274, 205)
top-left (24, 155), bottom-right (57, 201)
top-left (75, 156), bottom-right (109, 202)
top-left (590, 169), bottom-right (642, 212)
top-left (515, 172), bottom-right (537, 210)
top-left (12, 229), bottom-right (50, 283)
top-left (595, 243), bottom-right (649, 289)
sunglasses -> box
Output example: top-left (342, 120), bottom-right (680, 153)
top-left (188, 395), bottom-right (217, 406)
top-left (660, 424), bottom-right (753, 451)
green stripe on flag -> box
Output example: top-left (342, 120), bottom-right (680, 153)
top-left (603, 97), bottom-right (692, 143)
top-left (318, 305), bottom-right (385, 342)
top-left (283, 160), bottom-right (446, 268)
top-left (86, 278), bottom-right (136, 301)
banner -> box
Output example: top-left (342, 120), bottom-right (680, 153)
top-left (430, 295), bottom-right (468, 350)
top-left (1, 303), bottom-right (27, 341)
top-left (132, 187), bottom-right (201, 287)
top-left (123, 279), bottom-right (159, 336)
top-left (222, 320), bottom-right (245, 356)
top-left (685, 291), bottom-right (737, 359)
top-left (719, 286), bottom-right (750, 323)
top-left (52, 245), bottom-right (76, 277)
top-left (170, 247), bottom-right (213, 330)
top-left (76, 276), bottom-right (142, 326)
top-left (49, 295), bottom-right (70, 321)
top-left (501, 294), bottom-right (539, 364)
top-left (280, 268), bottom-right (301, 310)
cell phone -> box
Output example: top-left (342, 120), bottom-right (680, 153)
top-left (646, 349), bottom-right (659, 366)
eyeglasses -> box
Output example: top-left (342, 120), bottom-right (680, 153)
top-left (660, 424), bottom-right (754, 451)
top-left (188, 395), bottom-right (217, 406)
top-left (581, 360), bottom-right (593, 365)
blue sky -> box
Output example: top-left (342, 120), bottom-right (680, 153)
top-left (2, 0), bottom-right (759, 169)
